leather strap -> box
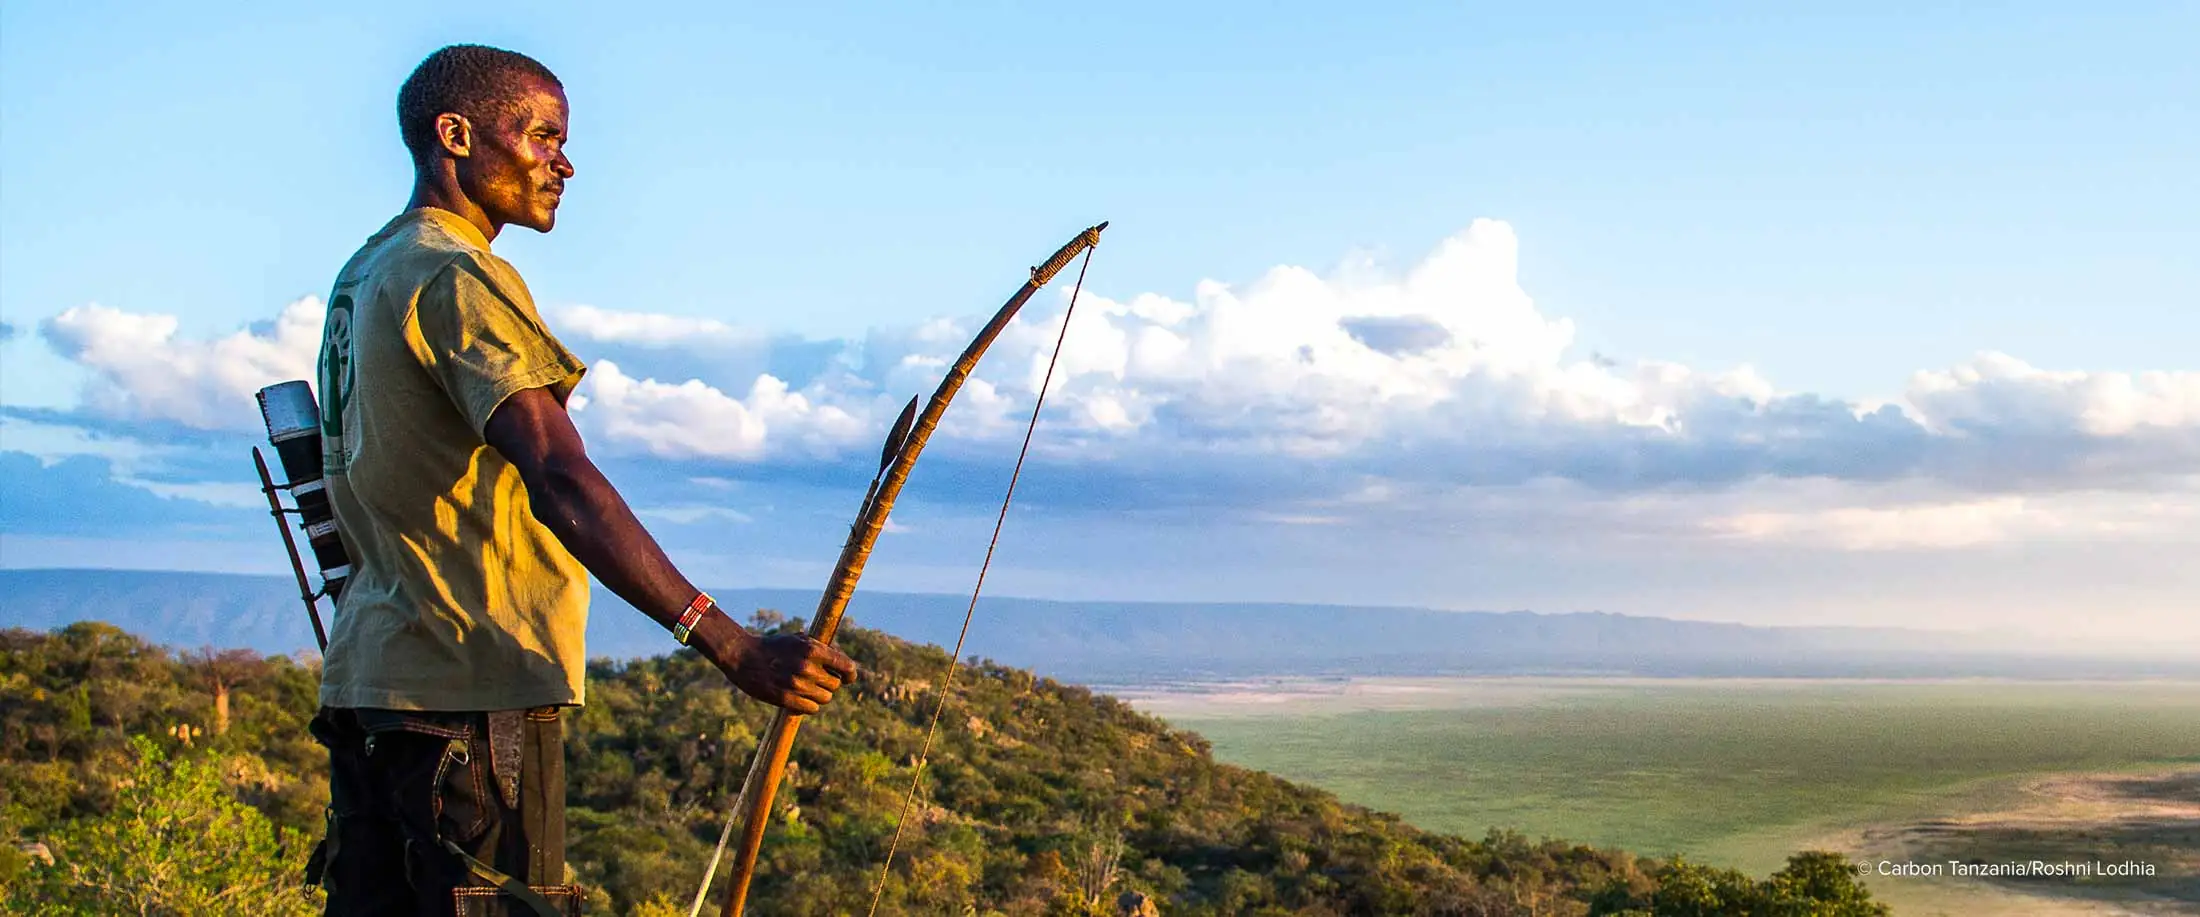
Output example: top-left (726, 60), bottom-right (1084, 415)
top-left (441, 838), bottom-right (565, 917)
top-left (487, 710), bottom-right (524, 811)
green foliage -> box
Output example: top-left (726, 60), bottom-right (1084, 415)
top-left (0, 622), bottom-right (326, 842)
top-left (1, 621), bottom-right (1896, 916)
top-left (5, 735), bottom-right (321, 915)
top-left (1586, 852), bottom-right (1889, 917)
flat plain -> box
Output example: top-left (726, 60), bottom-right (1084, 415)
top-left (1125, 677), bottom-right (2200, 916)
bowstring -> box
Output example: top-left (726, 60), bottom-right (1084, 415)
top-left (688, 730), bottom-right (751, 917)
top-left (865, 247), bottom-right (1096, 916)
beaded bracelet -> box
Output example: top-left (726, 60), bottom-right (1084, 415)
top-left (673, 593), bottom-right (714, 646)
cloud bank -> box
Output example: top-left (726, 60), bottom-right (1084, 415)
top-left (19, 220), bottom-right (2200, 554)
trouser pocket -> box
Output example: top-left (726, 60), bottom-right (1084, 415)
top-left (452, 883), bottom-right (586, 916)
top-left (347, 708), bottom-right (495, 850)
top-left (426, 734), bottom-right (495, 847)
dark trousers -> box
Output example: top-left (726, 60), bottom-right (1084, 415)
top-left (309, 706), bottom-right (585, 916)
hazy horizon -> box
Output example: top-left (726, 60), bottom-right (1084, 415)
top-left (5, 566), bottom-right (2196, 667)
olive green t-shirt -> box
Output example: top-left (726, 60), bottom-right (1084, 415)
top-left (316, 207), bottom-right (591, 711)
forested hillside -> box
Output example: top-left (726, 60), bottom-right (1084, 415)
top-left (0, 619), bottom-right (1889, 915)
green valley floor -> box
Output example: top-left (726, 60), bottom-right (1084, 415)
top-left (1130, 677), bottom-right (2200, 916)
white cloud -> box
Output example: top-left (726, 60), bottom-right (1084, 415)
top-left (1709, 497), bottom-right (2050, 550)
top-left (122, 477), bottom-right (264, 509)
top-left (1659, 478), bottom-right (2200, 551)
top-left (41, 297), bottom-right (323, 430)
top-left (574, 359), bottom-right (869, 460)
top-left (1904, 352), bottom-right (2200, 437)
top-left (0, 416), bottom-right (162, 469)
top-left (1209, 472), bottom-right (2200, 555)
top-left (552, 304), bottom-right (760, 348)
top-left (636, 504), bottom-right (754, 525)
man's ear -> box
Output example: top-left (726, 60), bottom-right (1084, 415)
top-left (433, 112), bottom-right (473, 159)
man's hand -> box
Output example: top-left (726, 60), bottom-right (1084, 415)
top-left (697, 613), bottom-right (858, 715)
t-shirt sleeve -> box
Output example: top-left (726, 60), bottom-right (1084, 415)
top-left (409, 253), bottom-right (587, 438)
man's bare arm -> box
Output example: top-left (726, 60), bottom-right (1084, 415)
top-left (483, 386), bottom-right (855, 713)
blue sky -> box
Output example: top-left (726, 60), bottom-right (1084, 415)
top-left (3, 3), bottom-right (2195, 646)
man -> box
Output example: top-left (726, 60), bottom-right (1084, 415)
top-left (307, 44), bottom-right (856, 916)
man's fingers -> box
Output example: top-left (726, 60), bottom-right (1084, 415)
top-left (763, 671), bottom-right (833, 704)
top-left (797, 662), bottom-right (844, 694)
top-left (811, 643), bottom-right (858, 679)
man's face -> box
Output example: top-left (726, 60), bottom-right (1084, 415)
top-left (456, 76), bottom-right (574, 234)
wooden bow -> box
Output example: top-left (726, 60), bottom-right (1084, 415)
top-left (698, 222), bottom-right (1107, 917)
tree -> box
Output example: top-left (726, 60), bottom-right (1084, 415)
top-left (182, 647), bottom-right (267, 738)
top-left (6, 736), bottom-right (320, 916)
top-left (1646, 858), bottom-right (1760, 917)
top-left (1073, 822), bottom-right (1128, 914)
top-left (1759, 851), bottom-right (1891, 917)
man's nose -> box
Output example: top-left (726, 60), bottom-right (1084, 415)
top-left (553, 151), bottom-right (575, 179)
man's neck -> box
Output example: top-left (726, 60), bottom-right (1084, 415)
top-left (407, 171), bottom-right (500, 244)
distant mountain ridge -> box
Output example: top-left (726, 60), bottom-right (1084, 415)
top-left (2, 567), bottom-right (2188, 681)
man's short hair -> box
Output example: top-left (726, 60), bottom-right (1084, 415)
top-left (397, 44), bottom-right (562, 162)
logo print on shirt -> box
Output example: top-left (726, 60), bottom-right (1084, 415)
top-left (320, 294), bottom-right (355, 441)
